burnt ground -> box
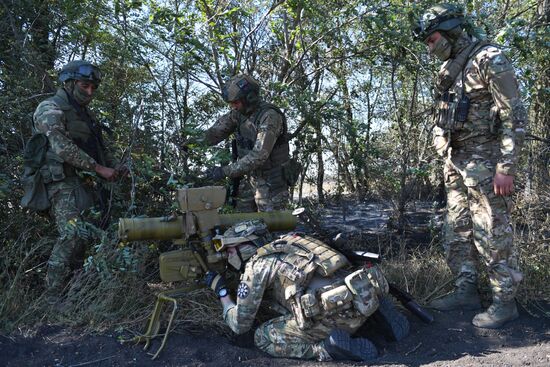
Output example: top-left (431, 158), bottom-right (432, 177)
top-left (2, 200), bottom-right (549, 367)
top-left (1, 303), bottom-right (549, 367)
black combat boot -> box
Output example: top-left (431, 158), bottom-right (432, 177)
top-left (369, 296), bottom-right (410, 341)
top-left (323, 329), bottom-right (378, 362)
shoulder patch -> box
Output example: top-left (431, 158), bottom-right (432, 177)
top-left (237, 282), bottom-right (250, 299)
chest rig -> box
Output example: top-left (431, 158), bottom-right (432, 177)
top-left (434, 40), bottom-right (493, 134)
top-left (256, 234), bottom-right (379, 329)
top-left (30, 89), bottom-right (107, 185)
top-left (49, 89), bottom-right (107, 166)
top-left (235, 101), bottom-right (289, 171)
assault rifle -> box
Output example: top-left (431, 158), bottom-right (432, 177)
top-left (292, 208), bottom-right (434, 325)
top-left (119, 186), bottom-right (297, 359)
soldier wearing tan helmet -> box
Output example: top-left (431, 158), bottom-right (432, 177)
top-left (414, 4), bottom-right (526, 328)
top-left (200, 74), bottom-right (292, 212)
top-left (22, 60), bottom-right (125, 305)
top-left (204, 220), bottom-right (409, 362)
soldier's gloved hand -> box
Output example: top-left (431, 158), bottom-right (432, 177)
top-left (207, 166), bottom-right (226, 181)
top-left (204, 271), bottom-right (228, 298)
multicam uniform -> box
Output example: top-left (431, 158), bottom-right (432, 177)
top-left (223, 234), bottom-right (388, 361)
top-left (33, 88), bottom-right (114, 291)
top-left (205, 101), bottom-right (290, 212)
top-left (433, 41), bottom-right (526, 303)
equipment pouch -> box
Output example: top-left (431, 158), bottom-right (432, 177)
top-left (76, 184), bottom-right (94, 212)
top-left (456, 94), bottom-right (470, 123)
top-left (300, 293), bottom-right (321, 318)
top-left (345, 269), bottom-right (379, 317)
top-left (319, 284), bottom-right (353, 314)
top-left (436, 92), bottom-right (460, 132)
top-left (281, 158), bottom-right (302, 187)
top-left (46, 151), bottom-right (66, 182)
top-left (20, 169), bottom-right (50, 212)
top-left (20, 133), bottom-right (51, 212)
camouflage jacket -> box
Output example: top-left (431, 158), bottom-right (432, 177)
top-left (224, 254), bottom-right (279, 334)
top-left (33, 88), bottom-right (113, 173)
top-left (433, 43), bottom-right (526, 176)
top-left (204, 101), bottom-right (289, 179)
top-left (223, 234), bottom-right (384, 335)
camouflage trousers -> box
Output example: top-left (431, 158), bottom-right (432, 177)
top-left (235, 174), bottom-right (289, 212)
top-left (443, 151), bottom-right (521, 302)
top-left (45, 178), bottom-right (96, 294)
top-left (254, 311), bottom-right (366, 361)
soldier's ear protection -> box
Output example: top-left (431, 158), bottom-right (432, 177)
top-left (237, 78), bottom-right (259, 105)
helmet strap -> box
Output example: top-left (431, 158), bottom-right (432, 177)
top-left (235, 247), bottom-right (246, 272)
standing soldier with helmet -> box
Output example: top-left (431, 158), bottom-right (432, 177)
top-left (414, 4), bottom-right (526, 328)
top-left (23, 60), bottom-right (123, 305)
top-left (203, 220), bottom-right (409, 362)
top-left (192, 74), bottom-right (293, 212)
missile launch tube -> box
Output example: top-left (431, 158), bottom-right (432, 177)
top-left (119, 211), bottom-right (297, 242)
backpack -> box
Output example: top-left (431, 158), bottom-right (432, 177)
top-left (20, 134), bottom-right (50, 211)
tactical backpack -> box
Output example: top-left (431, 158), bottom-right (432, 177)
top-left (20, 134), bottom-right (50, 211)
top-left (255, 234), bottom-right (383, 329)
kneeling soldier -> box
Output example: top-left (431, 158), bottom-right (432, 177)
top-left (205, 221), bottom-right (408, 361)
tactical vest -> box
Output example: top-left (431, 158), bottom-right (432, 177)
top-left (434, 40), bottom-right (497, 138)
top-left (48, 89), bottom-right (107, 166)
top-left (235, 101), bottom-right (290, 172)
top-left (32, 89), bottom-right (108, 183)
top-left (255, 234), bottom-right (380, 329)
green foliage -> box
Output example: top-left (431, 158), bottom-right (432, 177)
top-left (0, 0), bottom-right (548, 332)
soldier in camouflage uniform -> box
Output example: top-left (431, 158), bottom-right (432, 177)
top-left (200, 74), bottom-right (291, 212)
top-left (204, 221), bottom-right (409, 361)
top-left (31, 60), bottom-right (121, 303)
top-left (414, 4), bottom-right (526, 328)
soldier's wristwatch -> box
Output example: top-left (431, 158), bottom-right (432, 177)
top-left (217, 288), bottom-right (228, 298)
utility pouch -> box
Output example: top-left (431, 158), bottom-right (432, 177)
top-left (46, 151), bottom-right (66, 182)
top-left (20, 134), bottom-right (50, 212)
top-left (319, 284), bottom-right (353, 314)
top-left (300, 293), bottom-right (321, 318)
top-left (290, 292), bottom-right (311, 330)
top-left (73, 180), bottom-right (94, 212)
top-left (456, 94), bottom-right (470, 123)
top-left (20, 169), bottom-right (50, 212)
top-left (435, 92), bottom-right (457, 131)
top-left (345, 269), bottom-right (379, 317)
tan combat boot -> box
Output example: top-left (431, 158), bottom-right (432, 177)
top-left (472, 300), bottom-right (518, 329)
top-left (428, 279), bottom-right (481, 311)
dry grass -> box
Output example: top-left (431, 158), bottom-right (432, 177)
top-left (2, 192), bottom-right (549, 337)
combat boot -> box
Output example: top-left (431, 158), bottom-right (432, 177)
top-left (428, 279), bottom-right (481, 311)
top-left (323, 329), bottom-right (378, 362)
top-left (362, 296), bottom-right (410, 342)
top-left (472, 300), bottom-right (518, 329)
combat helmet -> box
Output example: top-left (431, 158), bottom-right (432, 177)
top-left (213, 219), bottom-right (271, 270)
top-left (58, 60), bottom-right (102, 85)
top-left (413, 3), bottom-right (465, 41)
top-left (221, 74), bottom-right (261, 105)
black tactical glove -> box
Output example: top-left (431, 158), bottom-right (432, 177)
top-left (207, 166), bottom-right (226, 181)
top-left (204, 271), bottom-right (228, 298)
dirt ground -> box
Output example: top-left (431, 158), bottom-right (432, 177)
top-left (2, 201), bottom-right (549, 367)
top-left (1, 302), bottom-right (549, 367)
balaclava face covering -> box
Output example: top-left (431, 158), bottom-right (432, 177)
top-left (445, 26), bottom-right (473, 57)
top-left (430, 35), bottom-right (452, 61)
top-left (65, 80), bottom-right (94, 106)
